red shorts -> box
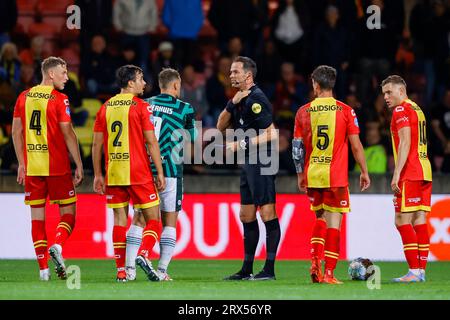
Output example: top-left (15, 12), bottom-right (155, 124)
top-left (307, 187), bottom-right (350, 213)
top-left (106, 183), bottom-right (160, 209)
top-left (394, 180), bottom-right (432, 213)
top-left (25, 173), bottom-right (76, 207)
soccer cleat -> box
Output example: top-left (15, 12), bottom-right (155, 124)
top-left (135, 255), bottom-right (160, 282)
top-left (392, 271), bottom-right (421, 283)
top-left (310, 257), bottom-right (323, 283)
top-left (249, 269), bottom-right (276, 281)
top-left (223, 270), bottom-right (253, 281)
top-left (322, 269), bottom-right (343, 285)
top-left (126, 266), bottom-right (136, 281)
top-left (48, 244), bottom-right (67, 280)
top-left (157, 270), bottom-right (173, 281)
top-left (39, 268), bottom-right (50, 281)
top-left (116, 270), bottom-right (127, 282)
top-left (419, 270), bottom-right (426, 282)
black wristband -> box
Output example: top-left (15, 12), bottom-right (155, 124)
top-left (225, 100), bottom-right (236, 113)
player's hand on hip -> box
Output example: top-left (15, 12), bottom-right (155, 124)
top-left (93, 175), bottom-right (105, 195)
top-left (360, 172), bottom-right (371, 191)
top-left (73, 166), bottom-right (84, 187)
top-left (390, 173), bottom-right (400, 194)
top-left (232, 90), bottom-right (250, 104)
top-left (17, 164), bottom-right (26, 185)
top-left (156, 173), bottom-right (166, 192)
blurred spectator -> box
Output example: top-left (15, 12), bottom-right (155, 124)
top-left (255, 39), bottom-right (283, 100)
top-left (61, 75), bottom-right (87, 127)
top-left (248, 0), bottom-right (269, 59)
top-left (206, 56), bottom-right (234, 124)
top-left (208, 0), bottom-right (256, 55)
top-left (81, 35), bottom-right (117, 97)
top-left (307, 0), bottom-right (358, 30)
top-left (16, 64), bottom-right (36, 93)
top-left (354, 121), bottom-right (387, 174)
top-left (367, 93), bottom-right (391, 150)
top-left (313, 5), bottom-right (350, 100)
top-left (117, 45), bottom-right (139, 67)
top-left (431, 88), bottom-right (450, 172)
top-left (162, 0), bottom-right (204, 68)
top-left (180, 64), bottom-right (212, 127)
top-left (0, 0), bottom-right (17, 48)
top-left (345, 93), bottom-right (368, 141)
top-left (151, 41), bottom-right (179, 94)
top-left (19, 36), bottom-right (48, 84)
top-left (226, 37), bottom-right (244, 61)
top-left (0, 42), bottom-right (21, 91)
top-left (395, 36), bottom-right (415, 75)
top-left (0, 140), bottom-right (17, 173)
top-left (271, 0), bottom-right (311, 73)
top-left (113, 0), bottom-right (158, 78)
top-left (273, 62), bottom-right (307, 125)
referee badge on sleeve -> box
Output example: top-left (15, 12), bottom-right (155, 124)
top-left (252, 103), bottom-right (262, 114)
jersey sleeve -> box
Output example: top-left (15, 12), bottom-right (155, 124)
top-left (184, 103), bottom-right (198, 141)
top-left (140, 100), bottom-right (155, 131)
top-left (93, 105), bottom-right (106, 133)
top-left (13, 92), bottom-right (24, 118)
top-left (392, 105), bottom-right (411, 130)
top-left (56, 93), bottom-right (72, 123)
top-left (346, 105), bottom-right (360, 135)
top-left (248, 94), bottom-right (272, 129)
top-left (293, 109), bottom-right (303, 139)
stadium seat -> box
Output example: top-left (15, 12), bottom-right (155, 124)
top-left (81, 98), bottom-right (102, 119)
top-left (17, 0), bottom-right (38, 16)
top-left (39, 0), bottom-right (74, 15)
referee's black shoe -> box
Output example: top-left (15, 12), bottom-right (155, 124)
top-left (223, 269), bottom-right (253, 280)
top-left (249, 269), bottom-right (276, 281)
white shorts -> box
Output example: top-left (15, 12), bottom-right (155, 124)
top-left (158, 177), bottom-right (183, 212)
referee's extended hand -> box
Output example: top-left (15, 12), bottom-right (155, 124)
top-left (232, 90), bottom-right (250, 104)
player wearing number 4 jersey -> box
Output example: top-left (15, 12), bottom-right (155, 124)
top-left (12, 57), bottom-right (84, 281)
top-left (382, 75), bottom-right (432, 283)
top-left (92, 65), bottom-right (166, 282)
top-left (293, 65), bottom-right (370, 284)
top-left (125, 68), bottom-right (196, 281)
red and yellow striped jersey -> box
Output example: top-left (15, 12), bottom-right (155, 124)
top-left (13, 85), bottom-right (72, 176)
top-left (390, 99), bottom-right (432, 182)
top-left (94, 93), bottom-right (155, 186)
top-left (294, 97), bottom-right (360, 188)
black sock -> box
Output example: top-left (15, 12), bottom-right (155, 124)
top-left (263, 218), bottom-right (281, 275)
top-left (241, 219), bottom-right (259, 274)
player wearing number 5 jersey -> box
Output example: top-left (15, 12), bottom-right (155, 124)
top-left (125, 68), bottom-right (196, 281)
top-left (382, 75), bottom-right (432, 283)
top-left (293, 65), bottom-right (370, 284)
top-left (12, 57), bottom-right (84, 281)
top-left (92, 65), bottom-right (166, 282)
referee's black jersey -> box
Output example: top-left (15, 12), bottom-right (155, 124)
top-left (227, 85), bottom-right (273, 131)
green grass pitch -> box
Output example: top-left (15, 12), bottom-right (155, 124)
top-left (0, 260), bottom-right (449, 300)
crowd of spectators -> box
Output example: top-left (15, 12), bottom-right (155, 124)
top-left (0, 0), bottom-right (449, 176)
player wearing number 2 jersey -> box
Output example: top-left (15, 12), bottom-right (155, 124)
top-left (92, 65), bottom-right (166, 282)
top-left (125, 68), bottom-right (196, 281)
top-left (382, 75), bottom-right (432, 283)
top-left (12, 57), bottom-right (84, 281)
top-left (293, 65), bottom-right (370, 284)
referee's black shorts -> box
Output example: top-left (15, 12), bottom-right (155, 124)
top-left (240, 163), bottom-right (276, 206)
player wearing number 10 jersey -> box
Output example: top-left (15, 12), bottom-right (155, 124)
top-left (293, 65), bottom-right (370, 284)
top-left (382, 75), bottom-right (432, 283)
top-left (125, 68), bottom-right (196, 281)
top-left (92, 65), bottom-right (166, 282)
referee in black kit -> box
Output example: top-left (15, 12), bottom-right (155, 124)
top-left (217, 56), bottom-right (280, 281)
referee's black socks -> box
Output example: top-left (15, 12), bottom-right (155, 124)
top-left (242, 219), bottom-right (259, 274)
top-left (263, 218), bottom-right (281, 276)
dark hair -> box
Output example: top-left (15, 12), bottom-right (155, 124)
top-left (234, 56), bottom-right (257, 79)
top-left (381, 75), bottom-right (407, 88)
top-left (311, 65), bottom-right (336, 90)
top-left (116, 65), bottom-right (143, 89)
top-left (41, 56), bottom-right (67, 74)
top-left (158, 68), bottom-right (180, 89)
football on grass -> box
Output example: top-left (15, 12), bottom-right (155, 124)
top-left (348, 257), bottom-right (375, 280)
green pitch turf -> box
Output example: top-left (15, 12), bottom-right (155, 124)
top-left (0, 260), bottom-right (449, 300)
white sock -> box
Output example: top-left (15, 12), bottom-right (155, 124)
top-left (158, 226), bottom-right (176, 273)
top-left (410, 268), bottom-right (421, 276)
top-left (126, 224), bottom-right (143, 268)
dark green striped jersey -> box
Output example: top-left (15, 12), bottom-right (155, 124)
top-left (145, 94), bottom-right (197, 177)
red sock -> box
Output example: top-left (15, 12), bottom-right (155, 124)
top-left (55, 214), bottom-right (75, 247)
top-left (138, 220), bottom-right (161, 259)
top-left (414, 224), bottom-right (430, 270)
top-left (397, 224), bottom-right (419, 269)
top-left (324, 228), bottom-right (340, 273)
top-left (113, 226), bottom-right (127, 271)
top-left (310, 219), bottom-right (327, 259)
top-left (31, 220), bottom-right (48, 270)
